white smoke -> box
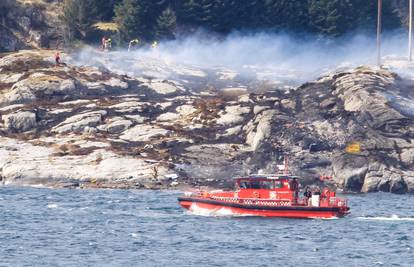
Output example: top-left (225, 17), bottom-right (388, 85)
top-left (73, 30), bottom-right (412, 87)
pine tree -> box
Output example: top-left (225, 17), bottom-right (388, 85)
top-left (263, 0), bottom-right (309, 31)
top-left (351, 0), bottom-right (400, 32)
top-left (308, 0), bottom-right (354, 36)
top-left (156, 8), bottom-right (177, 39)
top-left (61, 0), bottom-right (404, 42)
top-left (61, 0), bottom-right (97, 40)
top-left (94, 0), bottom-right (123, 21)
top-left (114, 0), bottom-right (142, 42)
top-left (178, 0), bottom-right (206, 28)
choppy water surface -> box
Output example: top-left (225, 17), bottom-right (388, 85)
top-left (0, 187), bottom-right (413, 267)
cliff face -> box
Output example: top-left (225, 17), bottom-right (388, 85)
top-left (0, 50), bottom-right (414, 193)
top-left (0, 0), bottom-right (62, 52)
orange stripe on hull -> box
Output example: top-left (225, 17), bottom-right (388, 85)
top-left (179, 201), bottom-right (343, 219)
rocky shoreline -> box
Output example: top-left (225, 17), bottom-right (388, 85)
top-left (1, 50), bottom-right (414, 193)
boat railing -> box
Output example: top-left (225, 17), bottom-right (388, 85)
top-left (200, 194), bottom-right (295, 206)
top-left (184, 191), bottom-right (348, 208)
top-left (318, 196), bottom-right (348, 207)
top-left (210, 195), bottom-right (291, 202)
top-left (331, 197), bottom-right (348, 208)
top-left (297, 196), bottom-right (348, 208)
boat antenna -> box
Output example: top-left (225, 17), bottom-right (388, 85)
top-left (284, 157), bottom-right (289, 175)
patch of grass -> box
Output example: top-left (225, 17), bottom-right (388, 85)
top-left (52, 143), bottom-right (97, 157)
top-left (30, 139), bottom-right (53, 146)
top-left (10, 132), bottom-right (41, 141)
top-left (92, 22), bottom-right (119, 32)
top-left (18, 0), bottom-right (47, 10)
top-left (218, 89), bottom-right (249, 101)
top-left (188, 98), bottom-right (223, 125)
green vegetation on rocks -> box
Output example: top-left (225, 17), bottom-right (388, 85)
top-left (113, 0), bottom-right (142, 42)
top-left (58, 0), bottom-right (403, 44)
top-left (61, 0), bottom-right (98, 41)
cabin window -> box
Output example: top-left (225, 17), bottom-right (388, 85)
top-left (260, 181), bottom-right (274, 189)
top-left (250, 180), bottom-right (261, 189)
top-left (239, 180), bottom-right (275, 189)
top-left (274, 181), bottom-right (283, 188)
top-left (240, 181), bottom-right (248, 189)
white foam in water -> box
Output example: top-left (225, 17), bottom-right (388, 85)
top-left (27, 184), bottom-right (55, 189)
top-left (28, 184), bottom-right (46, 188)
top-left (47, 203), bottom-right (58, 209)
top-left (357, 215), bottom-right (414, 221)
top-left (187, 203), bottom-right (254, 217)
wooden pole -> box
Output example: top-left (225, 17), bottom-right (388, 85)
top-left (377, 0), bottom-right (382, 66)
top-left (409, 0), bottom-right (413, 61)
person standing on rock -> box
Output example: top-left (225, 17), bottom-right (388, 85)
top-left (101, 36), bottom-right (107, 51)
top-left (128, 39), bottom-right (140, 51)
top-left (106, 38), bottom-right (112, 51)
top-left (55, 51), bottom-right (61, 67)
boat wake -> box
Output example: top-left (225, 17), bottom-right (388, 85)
top-left (357, 215), bottom-right (414, 221)
top-left (186, 203), bottom-right (254, 217)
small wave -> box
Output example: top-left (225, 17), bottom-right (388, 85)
top-left (357, 215), bottom-right (414, 221)
top-left (47, 203), bottom-right (59, 209)
top-left (187, 203), bottom-right (254, 217)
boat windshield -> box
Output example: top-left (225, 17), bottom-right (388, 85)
top-left (239, 180), bottom-right (279, 189)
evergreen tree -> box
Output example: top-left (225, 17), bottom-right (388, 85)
top-left (156, 8), bottom-right (177, 39)
top-left (61, 0), bottom-right (97, 40)
top-left (351, 0), bottom-right (400, 31)
top-left (114, 0), bottom-right (142, 42)
top-left (177, 0), bottom-right (206, 29)
top-left (133, 1), bottom-right (161, 40)
top-left (94, 0), bottom-right (123, 21)
top-left (263, 0), bottom-right (309, 31)
top-left (308, 0), bottom-right (355, 36)
top-left (61, 0), bottom-right (404, 42)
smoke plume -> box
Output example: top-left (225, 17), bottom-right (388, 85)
top-left (74, 30), bottom-right (412, 86)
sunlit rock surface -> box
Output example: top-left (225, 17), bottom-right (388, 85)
top-left (1, 50), bottom-right (414, 193)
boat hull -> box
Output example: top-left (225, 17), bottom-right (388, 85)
top-left (178, 197), bottom-right (349, 219)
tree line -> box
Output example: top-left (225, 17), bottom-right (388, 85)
top-left (61, 0), bottom-right (402, 44)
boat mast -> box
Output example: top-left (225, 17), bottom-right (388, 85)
top-left (284, 157), bottom-right (289, 175)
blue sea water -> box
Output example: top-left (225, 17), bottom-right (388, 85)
top-left (0, 186), bottom-right (413, 267)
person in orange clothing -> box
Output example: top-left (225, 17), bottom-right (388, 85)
top-left (55, 51), bottom-right (61, 66)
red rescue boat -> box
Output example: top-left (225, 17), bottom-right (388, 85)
top-left (178, 166), bottom-right (350, 219)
